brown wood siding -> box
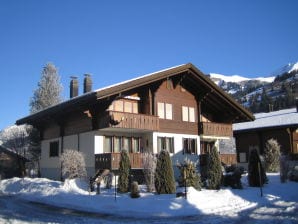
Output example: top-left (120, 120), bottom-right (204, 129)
top-left (43, 123), bottom-right (60, 140)
top-left (235, 127), bottom-right (297, 163)
top-left (261, 129), bottom-right (291, 153)
top-left (235, 132), bottom-right (260, 162)
top-left (155, 80), bottom-right (198, 134)
top-left (64, 113), bottom-right (92, 136)
top-left (293, 129), bottom-right (298, 153)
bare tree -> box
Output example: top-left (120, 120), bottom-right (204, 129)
top-left (142, 152), bottom-right (156, 192)
top-left (60, 149), bottom-right (87, 179)
top-left (0, 124), bottom-right (32, 158)
top-left (30, 63), bottom-right (63, 114)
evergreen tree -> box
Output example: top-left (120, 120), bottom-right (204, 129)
top-left (154, 150), bottom-right (176, 194)
top-left (264, 139), bottom-right (281, 172)
top-left (30, 63), bottom-right (63, 114)
top-left (177, 159), bottom-right (201, 190)
top-left (206, 145), bottom-right (222, 190)
top-left (118, 150), bottom-right (131, 193)
top-left (248, 149), bottom-right (267, 187)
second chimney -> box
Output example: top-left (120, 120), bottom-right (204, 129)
top-left (70, 76), bottom-right (79, 98)
top-left (84, 74), bottom-right (92, 93)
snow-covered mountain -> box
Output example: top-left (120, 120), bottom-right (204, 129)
top-left (208, 61), bottom-right (298, 113)
top-left (271, 61), bottom-right (298, 77)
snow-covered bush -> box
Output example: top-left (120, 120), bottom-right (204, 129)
top-left (60, 149), bottom-right (87, 179)
top-left (118, 150), bottom-right (131, 193)
top-left (154, 150), bottom-right (176, 194)
top-left (142, 152), bottom-right (156, 192)
top-left (264, 138), bottom-right (281, 172)
top-left (130, 181), bottom-right (140, 198)
top-left (177, 159), bottom-right (201, 190)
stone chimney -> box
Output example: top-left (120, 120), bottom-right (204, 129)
top-left (84, 74), bottom-right (92, 93)
top-left (70, 76), bottom-right (79, 98)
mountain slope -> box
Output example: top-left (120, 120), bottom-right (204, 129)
top-left (208, 62), bottom-right (298, 113)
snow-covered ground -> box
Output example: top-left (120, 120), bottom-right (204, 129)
top-left (0, 173), bottom-right (297, 223)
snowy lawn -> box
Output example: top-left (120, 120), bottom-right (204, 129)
top-left (0, 173), bottom-right (297, 219)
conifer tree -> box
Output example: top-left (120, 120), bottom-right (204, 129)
top-left (118, 150), bottom-right (131, 193)
top-left (177, 159), bottom-right (201, 190)
top-left (206, 145), bottom-right (222, 190)
top-left (248, 149), bottom-right (267, 187)
top-left (154, 150), bottom-right (176, 194)
top-left (30, 63), bottom-right (63, 114)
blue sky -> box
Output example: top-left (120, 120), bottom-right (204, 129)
top-left (0, 0), bottom-right (297, 130)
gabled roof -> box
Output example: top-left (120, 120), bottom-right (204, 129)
top-left (233, 107), bottom-right (298, 132)
top-left (16, 63), bottom-right (254, 126)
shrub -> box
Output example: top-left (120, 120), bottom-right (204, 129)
top-left (118, 150), bottom-right (131, 193)
top-left (206, 146), bottom-right (222, 190)
top-left (130, 181), bottom-right (140, 198)
top-left (177, 159), bottom-right (201, 190)
top-left (264, 138), bottom-right (281, 172)
top-left (154, 150), bottom-right (176, 194)
top-left (60, 149), bottom-right (87, 179)
top-left (248, 149), bottom-right (267, 187)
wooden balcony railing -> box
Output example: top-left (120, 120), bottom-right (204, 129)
top-left (95, 153), bottom-right (143, 171)
top-left (99, 111), bottom-right (159, 131)
top-left (199, 122), bottom-right (233, 137)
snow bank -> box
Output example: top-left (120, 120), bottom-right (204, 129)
top-left (0, 174), bottom-right (297, 218)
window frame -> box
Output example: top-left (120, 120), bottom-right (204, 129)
top-left (183, 138), bottom-right (197, 154)
top-left (49, 141), bottom-right (59, 157)
top-left (157, 137), bottom-right (174, 154)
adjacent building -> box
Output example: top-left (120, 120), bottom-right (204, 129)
top-left (16, 63), bottom-right (254, 180)
top-left (233, 107), bottom-right (298, 169)
top-left (0, 146), bottom-right (28, 179)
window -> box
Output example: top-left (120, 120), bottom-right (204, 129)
top-left (104, 136), bottom-right (112, 153)
top-left (104, 136), bottom-right (141, 153)
top-left (183, 138), bottom-right (197, 154)
top-left (157, 137), bottom-right (174, 153)
top-left (109, 100), bottom-right (138, 113)
top-left (157, 102), bottom-right (173, 120)
top-left (182, 106), bottom-right (195, 122)
top-left (49, 141), bottom-right (59, 157)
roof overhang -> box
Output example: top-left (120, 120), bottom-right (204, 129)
top-left (16, 63), bottom-right (254, 127)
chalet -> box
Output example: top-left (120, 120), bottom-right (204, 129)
top-left (0, 146), bottom-right (28, 179)
top-left (233, 107), bottom-right (298, 169)
top-left (16, 63), bottom-right (254, 180)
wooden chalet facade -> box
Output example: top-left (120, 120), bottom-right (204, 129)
top-left (233, 107), bottom-right (298, 169)
top-left (16, 63), bottom-right (254, 180)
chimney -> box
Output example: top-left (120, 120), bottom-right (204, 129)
top-left (84, 74), bottom-right (92, 93)
top-left (70, 76), bottom-right (79, 98)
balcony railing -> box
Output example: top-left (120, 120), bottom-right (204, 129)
top-left (99, 111), bottom-right (159, 131)
top-left (199, 122), bottom-right (233, 137)
top-left (95, 153), bottom-right (143, 171)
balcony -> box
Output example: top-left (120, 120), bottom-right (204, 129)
top-left (199, 122), bottom-right (233, 137)
top-left (95, 153), bottom-right (143, 171)
top-left (99, 111), bottom-right (159, 132)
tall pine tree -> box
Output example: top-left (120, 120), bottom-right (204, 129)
top-left (206, 145), bottom-right (222, 190)
top-left (118, 150), bottom-right (131, 193)
top-left (154, 150), bottom-right (176, 194)
top-left (30, 63), bottom-right (63, 114)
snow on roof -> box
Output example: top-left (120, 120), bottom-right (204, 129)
top-left (233, 107), bottom-right (298, 131)
top-left (92, 64), bottom-right (186, 93)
